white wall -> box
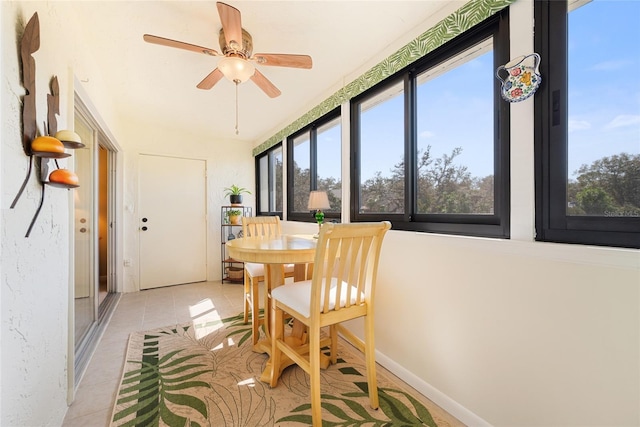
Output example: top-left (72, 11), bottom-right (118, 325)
top-left (373, 233), bottom-right (638, 426)
top-left (115, 113), bottom-right (255, 292)
top-left (284, 212), bottom-right (639, 427)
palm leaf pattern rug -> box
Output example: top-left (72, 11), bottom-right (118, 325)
top-left (111, 313), bottom-right (458, 426)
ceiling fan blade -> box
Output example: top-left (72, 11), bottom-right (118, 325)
top-left (251, 69), bottom-right (281, 98)
top-left (143, 34), bottom-right (219, 56)
top-left (217, 2), bottom-right (243, 51)
top-left (197, 68), bottom-right (224, 90)
top-left (252, 53), bottom-right (313, 69)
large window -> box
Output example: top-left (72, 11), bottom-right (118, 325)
top-left (535, 0), bottom-right (640, 248)
top-left (358, 80), bottom-right (405, 214)
top-left (287, 109), bottom-right (342, 222)
top-left (255, 143), bottom-right (283, 216)
top-left (352, 11), bottom-right (510, 238)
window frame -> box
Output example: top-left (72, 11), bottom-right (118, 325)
top-left (286, 108), bottom-right (342, 223)
top-left (350, 10), bottom-right (511, 238)
top-left (255, 142), bottom-right (284, 218)
top-left (534, 0), bottom-right (640, 249)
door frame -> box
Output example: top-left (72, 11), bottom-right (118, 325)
top-left (67, 77), bottom-right (124, 403)
top-left (137, 153), bottom-right (208, 290)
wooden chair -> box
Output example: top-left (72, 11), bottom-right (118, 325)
top-left (241, 216), bottom-right (295, 346)
top-left (270, 221), bottom-right (391, 426)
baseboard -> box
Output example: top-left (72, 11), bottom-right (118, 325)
top-left (375, 349), bottom-right (493, 427)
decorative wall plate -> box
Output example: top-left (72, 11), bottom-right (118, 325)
top-left (496, 53), bottom-right (541, 102)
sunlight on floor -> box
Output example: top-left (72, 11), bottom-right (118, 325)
top-left (189, 298), bottom-right (216, 317)
top-left (189, 298), bottom-right (224, 339)
top-left (237, 377), bottom-right (257, 388)
top-left (209, 335), bottom-right (237, 349)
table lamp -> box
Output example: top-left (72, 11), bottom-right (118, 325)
top-left (307, 190), bottom-right (331, 237)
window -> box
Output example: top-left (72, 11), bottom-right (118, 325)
top-left (416, 39), bottom-right (495, 216)
top-left (535, 0), bottom-right (640, 248)
top-left (255, 143), bottom-right (283, 216)
top-left (358, 80), bottom-right (405, 214)
top-left (351, 11), bottom-right (510, 238)
top-left (287, 109), bottom-right (342, 222)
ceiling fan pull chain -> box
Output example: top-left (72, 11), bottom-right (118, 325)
top-left (235, 80), bottom-right (240, 135)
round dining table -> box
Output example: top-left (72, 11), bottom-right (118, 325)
top-left (226, 234), bottom-right (320, 383)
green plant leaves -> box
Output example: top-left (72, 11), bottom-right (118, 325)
top-left (276, 380), bottom-right (438, 426)
top-left (112, 326), bottom-right (212, 427)
top-left (113, 313), bottom-right (440, 427)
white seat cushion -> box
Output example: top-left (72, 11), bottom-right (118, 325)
top-left (271, 278), bottom-right (363, 318)
top-left (244, 262), bottom-right (265, 278)
top-left (245, 263), bottom-right (296, 279)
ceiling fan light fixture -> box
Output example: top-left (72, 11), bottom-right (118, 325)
top-left (218, 56), bottom-right (255, 83)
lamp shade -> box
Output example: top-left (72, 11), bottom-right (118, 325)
top-left (218, 57), bottom-right (256, 83)
top-left (307, 191), bottom-right (331, 210)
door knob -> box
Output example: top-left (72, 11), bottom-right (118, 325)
top-left (80, 227), bottom-right (87, 233)
top-left (142, 218), bottom-right (148, 222)
top-left (141, 226), bottom-right (148, 231)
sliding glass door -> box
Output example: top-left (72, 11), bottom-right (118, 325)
top-left (73, 113), bottom-right (97, 347)
top-left (70, 93), bottom-right (120, 395)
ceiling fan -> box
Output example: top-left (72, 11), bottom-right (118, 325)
top-left (143, 1), bottom-right (312, 98)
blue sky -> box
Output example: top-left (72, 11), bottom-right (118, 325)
top-left (313, 0), bottom-right (639, 183)
top-left (568, 0), bottom-right (640, 177)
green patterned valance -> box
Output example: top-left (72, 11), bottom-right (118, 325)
top-left (253, 0), bottom-right (515, 156)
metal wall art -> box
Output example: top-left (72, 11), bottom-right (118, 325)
top-left (11, 12), bottom-right (82, 237)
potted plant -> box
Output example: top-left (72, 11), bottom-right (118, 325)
top-left (224, 184), bottom-right (251, 206)
top-left (226, 208), bottom-right (243, 225)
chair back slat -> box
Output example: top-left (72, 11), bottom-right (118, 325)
top-left (311, 222), bottom-right (391, 316)
top-left (242, 216), bottom-right (282, 239)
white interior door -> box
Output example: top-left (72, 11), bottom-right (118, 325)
top-left (139, 154), bottom-right (207, 289)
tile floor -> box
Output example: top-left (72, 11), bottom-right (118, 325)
top-left (62, 281), bottom-right (246, 427)
top-left (62, 280), bottom-right (461, 427)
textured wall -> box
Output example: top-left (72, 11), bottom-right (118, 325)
top-left (1, 2), bottom-right (73, 425)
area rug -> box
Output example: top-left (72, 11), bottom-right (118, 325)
top-left (110, 313), bottom-right (451, 426)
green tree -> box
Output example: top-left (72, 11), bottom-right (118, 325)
top-left (317, 175), bottom-right (342, 213)
top-left (274, 157), bottom-right (283, 211)
top-left (417, 146), bottom-right (492, 214)
top-left (288, 162), bottom-right (342, 214)
top-left (291, 162), bottom-right (311, 212)
top-left (287, 147), bottom-right (637, 220)
top-left (575, 187), bottom-right (616, 215)
top-left (361, 171), bottom-right (401, 213)
top-left (359, 146), bottom-right (493, 214)
top-left (569, 152), bottom-right (640, 216)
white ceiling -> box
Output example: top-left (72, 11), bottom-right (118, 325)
top-left (72, 1), bottom-right (459, 146)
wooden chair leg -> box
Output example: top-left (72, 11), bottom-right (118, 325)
top-left (363, 314), bottom-right (379, 409)
top-left (309, 326), bottom-right (322, 427)
top-left (251, 278), bottom-right (266, 345)
top-left (243, 273), bottom-right (250, 324)
top-left (251, 277), bottom-right (260, 345)
top-left (329, 324), bottom-right (338, 365)
top-left (269, 304), bottom-right (284, 388)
